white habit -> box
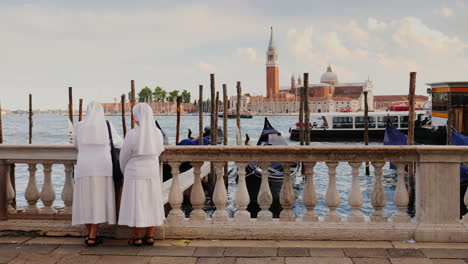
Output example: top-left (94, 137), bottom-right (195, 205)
top-left (118, 103), bottom-right (165, 228)
top-left (72, 101), bottom-right (123, 225)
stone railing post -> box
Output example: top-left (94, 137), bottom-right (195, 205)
top-left (302, 162), bottom-right (318, 222)
top-left (40, 163), bottom-right (57, 214)
top-left (324, 162), bottom-right (341, 222)
top-left (167, 162), bottom-right (184, 222)
top-left (370, 162), bottom-right (387, 222)
top-left (415, 150), bottom-right (468, 242)
top-left (279, 162), bottom-right (295, 221)
top-left (61, 163), bottom-right (74, 214)
top-left (189, 162), bottom-right (206, 221)
top-left (234, 162), bottom-right (250, 221)
top-left (347, 162), bottom-right (365, 222)
top-left (25, 163), bottom-right (40, 213)
top-left (393, 163), bottom-right (410, 223)
top-left (257, 162), bottom-right (273, 221)
top-left (0, 160), bottom-right (8, 219)
top-left (6, 163), bottom-right (15, 214)
top-left (212, 162), bottom-right (228, 222)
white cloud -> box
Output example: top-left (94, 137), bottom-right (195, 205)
top-left (237, 48), bottom-right (258, 62)
top-left (198, 61), bottom-right (216, 72)
top-left (367, 17), bottom-right (387, 31)
top-left (440, 7), bottom-right (453, 17)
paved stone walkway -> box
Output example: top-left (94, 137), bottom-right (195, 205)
top-left (1, 237), bottom-right (468, 263)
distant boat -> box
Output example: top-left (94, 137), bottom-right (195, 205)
top-left (217, 112), bottom-right (253, 119)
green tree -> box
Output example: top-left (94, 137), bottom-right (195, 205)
top-left (138, 86), bottom-right (153, 102)
top-left (167, 90), bottom-right (180, 102)
top-left (244, 93), bottom-right (251, 97)
top-left (153, 86), bottom-right (167, 102)
top-left (181, 90), bottom-right (191, 103)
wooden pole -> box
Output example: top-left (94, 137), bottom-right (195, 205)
top-left (214, 91), bottom-right (220, 145)
top-left (78, 99), bottom-right (83, 121)
top-left (176, 96), bottom-right (182, 144)
top-left (199, 85), bottom-right (203, 145)
top-left (407, 72), bottom-right (416, 215)
top-left (29, 94), bottom-right (33, 144)
top-left (447, 87), bottom-right (452, 145)
top-left (0, 102), bottom-right (3, 144)
top-left (299, 81), bottom-right (305, 145)
top-left (68, 87), bottom-right (73, 125)
top-left (131, 80), bottom-right (136, 129)
top-left (364, 91), bottom-right (370, 176)
top-left (236, 81), bottom-right (242, 146)
top-left (210, 74), bottom-right (215, 145)
top-left (223, 84), bottom-right (228, 146)
top-left (304, 73), bottom-right (310, 145)
top-left (121, 94), bottom-right (127, 137)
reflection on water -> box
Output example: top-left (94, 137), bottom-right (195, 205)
top-left (3, 114), bottom-right (397, 217)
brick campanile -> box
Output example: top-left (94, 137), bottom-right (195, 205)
top-left (266, 27), bottom-right (279, 98)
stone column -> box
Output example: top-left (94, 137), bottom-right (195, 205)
top-left (393, 163), bottom-right (410, 223)
top-left (257, 162), bottom-right (273, 221)
top-left (0, 160), bottom-right (8, 219)
top-left (234, 162), bottom-right (250, 221)
top-left (212, 162), bottom-right (228, 222)
top-left (279, 162), bottom-right (295, 222)
top-left (302, 162), bottom-right (318, 222)
top-left (25, 163), bottom-right (40, 213)
top-left (370, 162), bottom-right (387, 222)
top-left (6, 163), bottom-right (16, 214)
top-left (40, 164), bottom-right (57, 214)
top-left (189, 162), bottom-right (206, 221)
top-left (167, 162), bottom-right (184, 222)
top-left (61, 163), bottom-right (74, 214)
top-left (347, 162), bottom-right (365, 222)
top-left (324, 162), bottom-right (341, 222)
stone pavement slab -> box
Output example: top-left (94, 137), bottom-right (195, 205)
top-left (196, 257), bottom-right (236, 264)
top-left (25, 237), bottom-right (82, 245)
top-left (278, 247), bottom-right (310, 257)
top-left (51, 245), bottom-right (85, 255)
top-left (277, 241), bottom-right (393, 248)
top-left (386, 248), bottom-right (425, 258)
top-left (393, 242), bottom-right (468, 249)
top-left (81, 245), bottom-right (139, 256)
top-left (138, 246), bottom-right (196, 256)
top-left (352, 258), bottom-right (391, 264)
top-left (422, 249), bottom-right (468, 259)
top-left (193, 247), bottom-right (225, 257)
top-left (8, 253), bottom-right (63, 264)
top-left (343, 248), bottom-right (389, 258)
top-left (236, 257), bottom-right (285, 264)
top-left (2, 244), bottom-right (59, 254)
top-left (224, 247), bottom-right (277, 257)
top-left (0, 251), bottom-right (19, 264)
top-left (57, 254), bottom-right (101, 264)
top-left (430, 259), bottom-right (468, 264)
top-left (285, 257), bottom-right (353, 264)
top-left (309, 248), bottom-right (345, 257)
top-left (98, 255), bottom-right (151, 264)
top-left (0, 237), bottom-right (30, 244)
top-left (389, 258), bottom-right (432, 264)
top-left (148, 256), bottom-right (197, 264)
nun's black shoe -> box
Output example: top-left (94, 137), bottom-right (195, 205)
top-left (85, 237), bottom-right (102, 247)
top-left (128, 238), bottom-right (143, 247)
top-left (143, 236), bottom-right (154, 246)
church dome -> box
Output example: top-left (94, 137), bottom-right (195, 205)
top-left (320, 65), bottom-right (338, 84)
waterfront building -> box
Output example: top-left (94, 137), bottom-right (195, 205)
top-left (101, 102), bottom-right (196, 115)
top-left (374, 95), bottom-right (428, 110)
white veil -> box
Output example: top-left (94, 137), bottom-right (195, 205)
top-left (78, 101), bottom-right (108, 145)
top-left (133, 103), bottom-right (163, 155)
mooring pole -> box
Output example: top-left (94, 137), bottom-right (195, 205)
top-left (223, 84), bottom-right (229, 182)
top-left (210, 74), bottom-right (215, 145)
top-left (214, 91), bottom-right (219, 145)
top-left (131, 80), bottom-right (136, 129)
top-left (299, 80), bottom-right (305, 145)
top-left (121, 95), bottom-right (127, 137)
top-left (29, 94), bottom-right (33, 144)
top-left (176, 96), bottom-right (182, 144)
top-left (407, 72), bottom-right (417, 214)
top-left (78, 99), bottom-right (83, 121)
top-left (68, 87), bottom-right (73, 125)
top-left (0, 102), bottom-right (3, 144)
top-left (199, 85), bottom-right (204, 145)
top-left (236, 81), bottom-right (242, 146)
top-left (364, 91), bottom-right (370, 176)
top-left (304, 73), bottom-right (310, 145)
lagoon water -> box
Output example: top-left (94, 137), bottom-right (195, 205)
top-left (2, 114), bottom-right (398, 218)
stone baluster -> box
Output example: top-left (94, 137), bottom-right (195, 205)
top-left (6, 164), bottom-right (15, 214)
top-left (234, 162), bottom-right (250, 221)
top-left (279, 162), bottom-right (295, 222)
top-left (61, 163), bottom-right (74, 214)
top-left (257, 162), bottom-right (273, 221)
top-left (370, 162), bottom-right (387, 222)
top-left (40, 164), bottom-right (57, 214)
top-left (212, 162), bottom-right (228, 222)
top-left (190, 162), bottom-right (206, 221)
top-left (463, 187), bottom-right (468, 223)
top-left (347, 162), bottom-right (365, 222)
top-left (393, 162), bottom-right (410, 222)
top-left (324, 162), bottom-right (341, 222)
top-left (25, 163), bottom-right (40, 213)
top-left (302, 162), bottom-right (318, 222)
top-left (167, 162), bottom-right (184, 222)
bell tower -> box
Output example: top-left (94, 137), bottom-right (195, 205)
top-left (266, 27), bottom-right (279, 98)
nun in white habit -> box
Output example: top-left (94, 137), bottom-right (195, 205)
top-left (72, 101), bottom-right (123, 246)
top-left (118, 103), bottom-right (165, 246)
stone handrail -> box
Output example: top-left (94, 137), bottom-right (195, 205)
top-left (2, 145), bottom-right (468, 242)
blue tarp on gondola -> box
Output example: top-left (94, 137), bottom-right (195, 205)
top-left (177, 138), bottom-right (211, 146)
top-left (452, 130), bottom-right (468, 146)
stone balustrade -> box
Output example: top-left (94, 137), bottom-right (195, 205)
top-left (1, 145), bottom-right (468, 242)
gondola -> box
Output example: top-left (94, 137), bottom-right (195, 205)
top-left (244, 117), bottom-right (301, 218)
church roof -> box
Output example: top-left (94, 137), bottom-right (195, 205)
top-left (269, 27), bottom-right (275, 48)
top-left (320, 65), bottom-right (338, 83)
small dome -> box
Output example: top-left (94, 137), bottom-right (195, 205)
top-left (320, 65), bottom-right (338, 84)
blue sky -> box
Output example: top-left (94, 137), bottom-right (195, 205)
top-left (1, 0), bottom-right (467, 109)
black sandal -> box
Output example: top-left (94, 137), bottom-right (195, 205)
top-left (143, 236), bottom-right (154, 246)
top-left (128, 237), bottom-right (143, 247)
top-left (85, 237), bottom-right (102, 247)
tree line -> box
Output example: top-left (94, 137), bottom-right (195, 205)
top-left (126, 86), bottom-right (191, 103)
